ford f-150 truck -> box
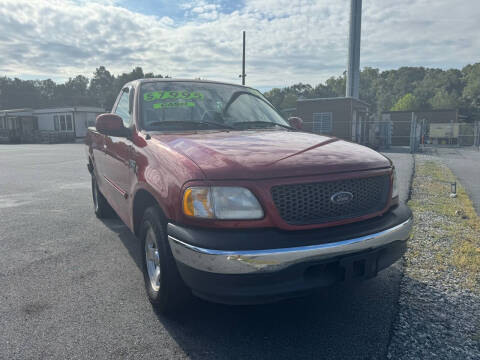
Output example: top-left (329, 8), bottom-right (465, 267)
top-left (85, 79), bottom-right (412, 313)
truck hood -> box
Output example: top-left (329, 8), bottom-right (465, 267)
top-left (152, 130), bottom-right (391, 180)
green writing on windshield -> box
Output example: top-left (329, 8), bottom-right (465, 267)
top-left (153, 101), bottom-right (196, 109)
top-left (144, 91), bottom-right (204, 102)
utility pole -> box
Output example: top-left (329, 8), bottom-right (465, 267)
top-left (346, 0), bottom-right (362, 98)
top-left (239, 31), bottom-right (246, 85)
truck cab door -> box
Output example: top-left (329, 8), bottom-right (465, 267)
top-left (103, 87), bottom-right (135, 223)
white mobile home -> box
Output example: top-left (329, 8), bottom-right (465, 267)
top-left (34, 107), bottom-right (104, 138)
top-left (0, 106), bottom-right (104, 143)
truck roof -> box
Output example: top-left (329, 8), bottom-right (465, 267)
top-left (130, 78), bottom-right (256, 91)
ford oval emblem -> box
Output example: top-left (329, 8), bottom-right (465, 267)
top-left (330, 191), bottom-right (354, 204)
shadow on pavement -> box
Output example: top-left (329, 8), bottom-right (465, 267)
top-left (100, 216), bottom-right (403, 360)
top-left (100, 216), bottom-right (143, 271)
top-left (156, 277), bottom-right (401, 360)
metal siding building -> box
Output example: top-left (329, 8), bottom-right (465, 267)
top-left (294, 97), bottom-right (369, 143)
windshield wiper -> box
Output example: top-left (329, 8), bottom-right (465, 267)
top-left (147, 120), bottom-right (234, 130)
top-left (232, 121), bottom-right (296, 131)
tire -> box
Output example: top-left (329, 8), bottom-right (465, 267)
top-left (140, 206), bottom-right (190, 314)
top-left (91, 173), bottom-right (114, 218)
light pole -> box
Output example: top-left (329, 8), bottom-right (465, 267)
top-left (346, 0), bottom-right (362, 98)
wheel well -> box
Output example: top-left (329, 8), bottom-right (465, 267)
top-left (132, 189), bottom-right (165, 236)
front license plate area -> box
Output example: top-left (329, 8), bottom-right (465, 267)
top-left (339, 250), bottom-right (379, 281)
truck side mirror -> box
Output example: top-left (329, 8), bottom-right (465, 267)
top-left (288, 117), bottom-right (303, 130)
top-left (96, 113), bottom-right (130, 137)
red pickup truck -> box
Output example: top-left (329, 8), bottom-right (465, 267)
top-left (86, 79), bottom-right (412, 313)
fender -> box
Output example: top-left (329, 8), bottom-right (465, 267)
top-left (131, 182), bottom-right (172, 220)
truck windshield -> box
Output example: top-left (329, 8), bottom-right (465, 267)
top-left (139, 81), bottom-right (291, 131)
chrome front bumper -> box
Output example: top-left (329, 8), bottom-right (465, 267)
top-left (168, 216), bottom-right (413, 275)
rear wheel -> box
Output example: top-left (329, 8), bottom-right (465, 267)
top-left (91, 174), bottom-right (114, 218)
top-left (140, 206), bottom-right (190, 314)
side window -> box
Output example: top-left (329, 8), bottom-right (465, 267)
top-left (115, 88), bottom-right (132, 128)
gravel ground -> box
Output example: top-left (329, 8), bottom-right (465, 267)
top-left (387, 155), bottom-right (480, 359)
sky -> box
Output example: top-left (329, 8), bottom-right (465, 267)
top-left (0, 0), bottom-right (479, 91)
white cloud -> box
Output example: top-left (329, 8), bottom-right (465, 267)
top-left (0, 0), bottom-right (479, 89)
top-left (192, 4), bottom-right (217, 13)
top-left (198, 11), bottom-right (218, 20)
top-left (183, 0), bottom-right (220, 20)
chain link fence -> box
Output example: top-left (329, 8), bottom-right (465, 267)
top-left (370, 113), bottom-right (480, 153)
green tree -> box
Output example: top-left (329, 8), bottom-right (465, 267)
top-left (57, 75), bottom-right (93, 106)
top-left (289, 83), bottom-right (313, 98)
top-left (325, 74), bottom-right (346, 97)
top-left (279, 93), bottom-right (298, 109)
top-left (429, 89), bottom-right (458, 109)
top-left (144, 72), bottom-right (164, 79)
top-left (88, 66), bottom-right (115, 109)
top-left (65, 75), bottom-right (89, 97)
top-left (359, 67), bottom-right (380, 112)
top-left (0, 78), bottom-right (41, 109)
top-left (3, 63), bottom-right (480, 118)
top-left (391, 93), bottom-right (421, 111)
top-left (312, 83), bottom-right (337, 98)
top-left (34, 79), bottom-right (57, 106)
top-left (263, 88), bottom-right (285, 108)
top-left (0, 66), bottom-right (167, 110)
top-left (462, 63), bottom-right (480, 109)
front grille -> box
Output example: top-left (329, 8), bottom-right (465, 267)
top-left (271, 175), bottom-right (390, 225)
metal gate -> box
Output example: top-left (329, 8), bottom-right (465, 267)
top-left (371, 112), bottom-right (419, 153)
top-left (370, 113), bottom-right (479, 153)
top-left (475, 120), bottom-right (480, 148)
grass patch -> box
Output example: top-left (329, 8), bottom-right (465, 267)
top-left (408, 159), bottom-right (480, 291)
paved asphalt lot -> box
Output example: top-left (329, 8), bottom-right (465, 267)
top-left (1, 144), bottom-right (412, 360)
top-left (433, 147), bottom-right (480, 214)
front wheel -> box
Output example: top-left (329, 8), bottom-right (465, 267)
top-left (140, 206), bottom-right (190, 314)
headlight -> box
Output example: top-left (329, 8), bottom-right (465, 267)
top-left (392, 168), bottom-right (399, 199)
top-left (182, 186), bottom-right (264, 219)
top-left (182, 187), bottom-right (214, 218)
